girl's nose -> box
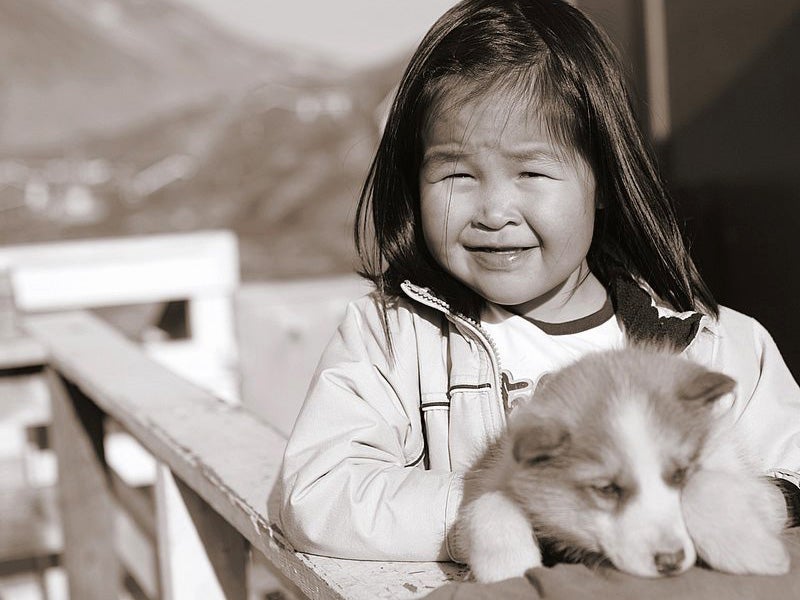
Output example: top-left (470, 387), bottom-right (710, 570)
top-left (473, 186), bottom-right (522, 230)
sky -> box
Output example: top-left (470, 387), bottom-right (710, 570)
top-left (175, 0), bottom-right (460, 69)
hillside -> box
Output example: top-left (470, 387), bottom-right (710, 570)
top-left (0, 0), bottom-right (408, 280)
top-left (0, 0), bottom-right (338, 152)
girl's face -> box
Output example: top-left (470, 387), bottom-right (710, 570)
top-left (419, 89), bottom-right (602, 321)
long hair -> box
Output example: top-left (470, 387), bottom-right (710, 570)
top-left (355, 0), bottom-right (717, 320)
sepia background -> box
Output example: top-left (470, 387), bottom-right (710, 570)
top-left (0, 1), bottom-right (798, 599)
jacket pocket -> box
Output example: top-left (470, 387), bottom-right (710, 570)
top-left (448, 386), bottom-right (495, 471)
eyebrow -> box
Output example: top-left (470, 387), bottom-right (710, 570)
top-left (505, 149), bottom-right (563, 163)
top-left (421, 148), bottom-right (471, 168)
top-left (422, 147), bottom-right (563, 168)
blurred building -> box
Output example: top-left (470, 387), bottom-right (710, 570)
top-left (583, 0), bottom-right (800, 376)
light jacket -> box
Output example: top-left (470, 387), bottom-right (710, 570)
top-left (278, 280), bottom-right (800, 562)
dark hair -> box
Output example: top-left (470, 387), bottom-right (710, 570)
top-left (355, 0), bottom-right (717, 320)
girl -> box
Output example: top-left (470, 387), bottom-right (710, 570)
top-left (278, 0), bottom-right (800, 565)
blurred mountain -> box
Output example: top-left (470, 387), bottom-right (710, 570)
top-left (0, 0), bottom-right (340, 152)
top-left (0, 0), bottom-right (408, 279)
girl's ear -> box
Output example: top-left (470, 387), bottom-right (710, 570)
top-left (679, 370), bottom-right (736, 404)
top-left (512, 421), bottom-right (570, 467)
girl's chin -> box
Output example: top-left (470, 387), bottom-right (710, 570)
top-left (476, 287), bottom-right (551, 310)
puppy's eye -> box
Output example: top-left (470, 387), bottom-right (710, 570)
top-left (592, 482), bottom-right (624, 500)
top-left (668, 466), bottom-right (689, 487)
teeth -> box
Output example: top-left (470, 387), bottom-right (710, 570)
top-left (475, 247), bottom-right (526, 252)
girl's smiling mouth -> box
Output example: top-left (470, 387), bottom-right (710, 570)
top-left (466, 246), bottom-right (536, 253)
top-left (465, 246), bottom-right (538, 270)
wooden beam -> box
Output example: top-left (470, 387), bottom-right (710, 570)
top-left (3, 230), bottom-right (239, 313)
top-left (25, 311), bottom-right (466, 599)
top-left (155, 466), bottom-right (248, 600)
top-left (0, 334), bottom-right (47, 371)
top-left (642, 0), bottom-right (672, 143)
top-left (115, 495), bottom-right (160, 600)
top-left (46, 367), bottom-right (120, 599)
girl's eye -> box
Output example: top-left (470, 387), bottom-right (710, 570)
top-left (444, 173), bottom-right (473, 180)
top-left (520, 171), bottom-right (546, 179)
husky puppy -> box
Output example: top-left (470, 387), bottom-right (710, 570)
top-left (455, 346), bottom-right (790, 583)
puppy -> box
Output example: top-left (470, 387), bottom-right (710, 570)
top-left (455, 346), bottom-right (789, 583)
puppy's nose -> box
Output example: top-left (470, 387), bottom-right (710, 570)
top-left (654, 549), bottom-right (685, 575)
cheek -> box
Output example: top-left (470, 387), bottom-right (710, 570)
top-left (420, 187), bottom-right (468, 255)
top-left (419, 194), bottom-right (447, 258)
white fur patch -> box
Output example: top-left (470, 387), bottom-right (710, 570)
top-left (606, 400), bottom-right (696, 576)
top-left (462, 490), bottom-right (542, 583)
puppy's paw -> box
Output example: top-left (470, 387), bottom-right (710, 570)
top-left (459, 490), bottom-right (542, 583)
top-left (470, 542), bottom-right (542, 583)
top-left (683, 469), bottom-right (790, 575)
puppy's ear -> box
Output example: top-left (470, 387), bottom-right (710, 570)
top-left (512, 421), bottom-right (570, 467)
top-left (679, 370), bottom-right (735, 404)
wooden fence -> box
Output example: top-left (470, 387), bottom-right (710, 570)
top-left (0, 230), bottom-right (466, 598)
top-left (23, 311), bottom-right (465, 599)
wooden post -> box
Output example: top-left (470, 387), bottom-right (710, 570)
top-left (46, 369), bottom-right (119, 599)
top-left (643, 0), bottom-right (672, 144)
top-left (156, 465), bottom-right (248, 600)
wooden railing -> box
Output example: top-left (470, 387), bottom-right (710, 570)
top-left (24, 310), bottom-right (466, 599)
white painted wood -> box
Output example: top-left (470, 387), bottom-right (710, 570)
top-left (2, 229), bottom-right (241, 403)
top-left (115, 497), bottom-right (159, 600)
top-left (236, 276), bottom-right (371, 436)
top-left (1, 230), bottom-right (239, 312)
top-left (0, 335), bottom-right (47, 370)
top-left (156, 466), bottom-right (248, 600)
top-left (25, 311), bottom-right (467, 599)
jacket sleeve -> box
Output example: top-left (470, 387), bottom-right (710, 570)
top-left (733, 318), bottom-right (800, 476)
top-left (277, 296), bottom-right (463, 561)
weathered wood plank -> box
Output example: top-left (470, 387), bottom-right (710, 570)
top-left (155, 467), bottom-right (248, 600)
top-left (46, 367), bottom-right (120, 599)
top-left (0, 334), bottom-right (47, 371)
top-left (115, 495), bottom-right (160, 600)
top-left (25, 311), bottom-right (466, 599)
top-left (0, 484), bottom-right (61, 568)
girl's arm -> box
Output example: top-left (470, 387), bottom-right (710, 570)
top-left (278, 297), bottom-right (463, 561)
top-left (727, 314), bottom-right (800, 525)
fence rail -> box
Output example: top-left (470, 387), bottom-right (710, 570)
top-left (23, 310), bottom-right (465, 599)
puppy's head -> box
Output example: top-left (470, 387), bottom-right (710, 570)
top-left (505, 347), bottom-right (735, 577)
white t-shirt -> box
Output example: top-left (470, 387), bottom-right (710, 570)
top-left (481, 297), bottom-right (625, 411)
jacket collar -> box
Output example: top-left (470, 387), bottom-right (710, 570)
top-left (401, 277), bottom-right (718, 351)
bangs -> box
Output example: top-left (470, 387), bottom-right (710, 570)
top-left (421, 64), bottom-right (590, 166)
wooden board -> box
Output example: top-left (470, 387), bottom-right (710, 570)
top-left (2, 230), bottom-right (239, 312)
top-left (24, 311), bottom-right (466, 599)
top-left (46, 367), bottom-right (120, 600)
top-left (0, 335), bottom-right (47, 371)
top-left (0, 485), bottom-right (61, 569)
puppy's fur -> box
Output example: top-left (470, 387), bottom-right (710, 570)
top-left (455, 346), bottom-right (789, 583)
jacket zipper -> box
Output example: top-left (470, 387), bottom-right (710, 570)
top-left (400, 281), bottom-right (506, 426)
